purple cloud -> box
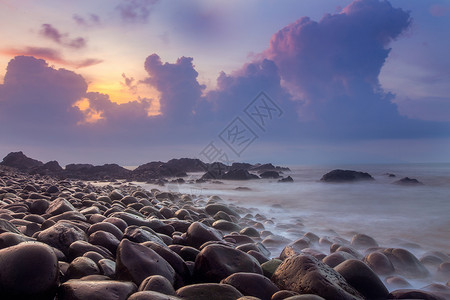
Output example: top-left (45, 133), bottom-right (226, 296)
top-left (0, 56), bottom-right (86, 139)
top-left (116, 0), bottom-right (159, 23)
top-left (121, 73), bottom-right (137, 94)
top-left (40, 24), bottom-right (87, 49)
top-left (1, 47), bottom-right (102, 69)
top-left (143, 54), bottom-right (205, 121)
top-left (73, 14), bottom-right (101, 27)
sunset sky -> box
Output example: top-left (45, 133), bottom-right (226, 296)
top-left (0, 0), bottom-right (449, 165)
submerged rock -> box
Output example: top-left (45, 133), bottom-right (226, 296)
top-left (394, 177), bottom-right (423, 186)
top-left (320, 169), bottom-right (374, 182)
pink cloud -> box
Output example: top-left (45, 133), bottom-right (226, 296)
top-left (143, 54), bottom-right (205, 121)
top-left (116, 0), bottom-right (159, 23)
top-left (1, 47), bottom-right (102, 69)
top-left (40, 24), bottom-right (87, 49)
top-left (430, 4), bottom-right (450, 17)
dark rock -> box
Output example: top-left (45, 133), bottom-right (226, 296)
top-left (88, 222), bottom-right (123, 240)
top-left (320, 169), bottom-right (374, 182)
top-left (363, 251), bottom-right (395, 275)
top-left (283, 296), bottom-right (326, 300)
top-left (116, 239), bottom-right (176, 286)
top-left (194, 244), bottom-right (262, 282)
top-left (185, 222), bottom-right (222, 249)
top-left (280, 238), bottom-right (311, 260)
top-left (334, 259), bottom-right (389, 300)
top-left (250, 163), bottom-right (290, 172)
top-left (382, 248), bottom-right (429, 278)
top-left (88, 230), bottom-right (120, 255)
top-left (350, 233), bottom-right (378, 249)
top-left (240, 227), bottom-right (260, 238)
top-left (205, 204), bottom-right (240, 218)
top-left (129, 291), bottom-right (181, 300)
top-left (45, 197), bottom-right (76, 216)
top-left (384, 276), bottom-right (412, 289)
top-left (271, 290), bottom-right (299, 300)
top-left (278, 176), bottom-right (294, 183)
top-left (68, 240), bottom-right (114, 261)
top-left (66, 256), bottom-right (101, 279)
top-left (138, 275), bottom-right (176, 295)
top-left (37, 221), bottom-right (87, 255)
top-left (0, 232), bottom-right (35, 249)
top-left (230, 162), bottom-right (253, 171)
top-left (0, 242), bottom-right (58, 299)
top-left (261, 259), bottom-right (282, 278)
top-left (222, 169), bottom-right (259, 180)
top-left (260, 171), bottom-right (280, 179)
top-left (221, 272), bottom-right (279, 300)
top-left (64, 164), bottom-right (132, 181)
top-left (123, 226), bottom-right (165, 245)
top-left (142, 241), bottom-right (190, 287)
top-left (0, 151), bottom-right (43, 171)
top-left (394, 177), bottom-right (423, 186)
top-left (98, 258), bottom-right (116, 278)
top-left (212, 219), bottom-right (241, 232)
top-left (83, 251), bottom-right (105, 264)
top-left (176, 283), bottom-right (243, 300)
top-left (0, 219), bottom-right (21, 234)
top-left (59, 280), bottom-right (137, 300)
top-left (388, 289), bottom-right (446, 300)
top-left (271, 254), bottom-right (363, 300)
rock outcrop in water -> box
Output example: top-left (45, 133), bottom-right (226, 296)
top-left (0, 152), bottom-right (289, 184)
top-left (321, 169), bottom-right (374, 182)
top-left (0, 151), bottom-right (43, 171)
top-left (394, 177), bottom-right (423, 186)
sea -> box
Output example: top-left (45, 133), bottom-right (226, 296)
top-left (135, 163), bottom-right (449, 252)
top-left (135, 163), bottom-right (450, 288)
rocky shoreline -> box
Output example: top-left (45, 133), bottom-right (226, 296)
top-left (0, 151), bottom-right (292, 184)
top-left (0, 157), bottom-right (448, 299)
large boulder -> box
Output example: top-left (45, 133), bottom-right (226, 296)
top-left (45, 198), bottom-right (76, 216)
top-left (0, 151), bottom-right (43, 171)
top-left (221, 272), bottom-right (279, 300)
top-left (271, 254), bottom-right (363, 300)
top-left (185, 222), bottom-right (222, 249)
top-left (0, 242), bottom-right (59, 299)
top-left (363, 251), bottom-right (395, 275)
top-left (382, 248), bottom-right (429, 278)
top-left (37, 222), bottom-right (87, 255)
top-left (59, 280), bottom-right (137, 300)
top-left (116, 239), bottom-right (176, 286)
top-left (320, 170), bottom-right (374, 182)
top-left (176, 283), bottom-right (243, 300)
top-left (334, 259), bottom-right (389, 300)
top-left (194, 244), bottom-right (262, 282)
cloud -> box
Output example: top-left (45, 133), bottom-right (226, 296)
top-left (40, 24), bottom-right (87, 49)
top-left (73, 14), bottom-right (101, 27)
top-left (257, 0), bottom-right (448, 139)
top-left (143, 54), bottom-right (206, 121)
top-left (1, 47), bottom-right (103, 69)
top-left (0, 56), bottom-right (86, 139)
top-left (430, 4), bottom-right (450, 17)
top-left (121, 73), bottom-right (137, 94)
top-left (116, 0), bottom-right (159, 23)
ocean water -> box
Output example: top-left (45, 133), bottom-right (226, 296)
top-left (139, 163), bottom-right (450, 254)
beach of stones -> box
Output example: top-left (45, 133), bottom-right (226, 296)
top-left (0, 169), bottom-right (449, 300)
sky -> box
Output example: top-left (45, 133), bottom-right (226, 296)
top-left (0, 0), bottom-right (449, 166)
